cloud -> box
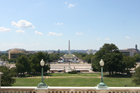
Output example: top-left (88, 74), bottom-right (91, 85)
top-left (16, 30), bottom-right (25, 33)
top-left (88, 30), bottom-right (90, 31)
top-left (76, 32), bottom-right (83, 35)
top-left (54, 23), bottom-right (63, 25)
top-left (105, 38), bottom-right (110, 40)
top-left (97, 38), bottom-right (101, 40)
top-left (68, 4), bottom-right (74, 8)
top-left (11, 20), bottom-right (35, 28)
top-left (35, 31), bottom-right (43, 35)
top-left (0, 27), bottom-right (11, 32)
top-left (125, 36), bottom-right (130, 39)
top-left (65, 2), bottom-right (68, 4)
top-left (47, 32), bottom-right (63, 36)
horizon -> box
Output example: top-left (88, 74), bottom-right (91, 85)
top-left (0, 0), bottom-right (140, 51)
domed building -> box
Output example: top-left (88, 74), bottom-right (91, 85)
top-left (8, 48), bottom-right (28, 59)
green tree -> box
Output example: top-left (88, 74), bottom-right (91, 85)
top-left (30, 52), bottom-right (50, 74)
top-left (8, 59), bottom-right (16, 63)
top-left (16, 55), bottom-right (30, 76)
top-left (73, 53), bottom-right (94, 63)
top-left (0, 66), bottom-right (16, 86)
top-left (0, 54), bottom-right (8, 61)
top-left (48, 53), bottom-right (59, 62)
top-left (93, 43), bottom-right (123, 75)
top-left (123, 56), bottom-right (136, 74)
top-left (132, 66), bottom-right (140, 85)
top-left (134, 54), bottom-right (140, 62)
top-left (102, 52), bottom-right (124, 75)
top-left (10, 67), bottom-right (18, 76)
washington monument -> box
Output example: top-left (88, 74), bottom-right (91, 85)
top-left (68, 40), bottom-right (70, 54)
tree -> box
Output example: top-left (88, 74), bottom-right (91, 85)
top-left (30, 52), bottom-right (50, 74)
top-left (134, 54), bottom-right (140, 62)
top-left (48, 53), bottom-right (59, 62)
top-left (93, 43), bottom-right (123, 75)
top-left (16, 55), bottom-right (30, 76)
top-left (0, 54), bottom-right (8, 61)
top-left (132, 66), bottom-right (140, 85)
top-left (123, 56), bottom-right (136, 74)
top-left (10, 67), bottom-right (18, 76)
top-left (73, 53), bottom-right (94, 63)
top-left (102, 52), bottom-right (124, 75)
top-left (0, 66), bottom-right (16, 86)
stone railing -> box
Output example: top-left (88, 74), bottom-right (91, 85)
top-left (0, 87), bottom-right (140, 93)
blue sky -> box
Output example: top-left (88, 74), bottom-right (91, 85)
top-left (0, 0), bottom-right (140, 51)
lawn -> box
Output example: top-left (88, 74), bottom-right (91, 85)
top-left (12, 73), bottom-right (140, 87)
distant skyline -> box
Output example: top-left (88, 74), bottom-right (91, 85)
top-left (0, 0), bottom-right (140, 51)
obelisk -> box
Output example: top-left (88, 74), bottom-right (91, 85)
top-left (68, 40), bottom-right (70, 54)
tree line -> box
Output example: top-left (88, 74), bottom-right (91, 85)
top-left (75, 43), bottom-right (139, 76)
top-left (15, 52), bottom-right (63, 76)
top-left (73, 52), bottom-right (94, 63)
top-left (0, 52), bottom-right (62, 86)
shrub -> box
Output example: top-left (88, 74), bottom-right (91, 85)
top-left (68, 71), bottom-right (77, 74)
top-left (132, 66), bottom-right (140, 85)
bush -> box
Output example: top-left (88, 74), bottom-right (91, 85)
top-left (132, 66), bottom-right (140, 85)
top-left (68, 71), bottom-right (77, 74)
top-left (0, 66), bottom-right (16, 86)
top-left (25, 74), bottom-right (31, 77)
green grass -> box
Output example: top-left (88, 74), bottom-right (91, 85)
top-left (12, 73), bottom-right (140, 87)
top-left (46, 73), bottom-right (101, 77)
top-left (64, 54), bottom-right (74, 57)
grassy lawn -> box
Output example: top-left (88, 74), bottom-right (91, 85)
top-left (64, 54), bottom-right (74, 57)
top-left (12, 73), bottom-right (140, 87)
top-left (46, 73), bottom-right (101, 77)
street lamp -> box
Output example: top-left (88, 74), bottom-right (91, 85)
top-left (97, 59), bottom-right (108, 90)
top-left (37, 59), bottom-right (48, 88)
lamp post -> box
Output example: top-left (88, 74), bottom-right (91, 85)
top-left (37, 59), bottom-right (48, 88)
top-left (97, 59), bottom-right (108, 90)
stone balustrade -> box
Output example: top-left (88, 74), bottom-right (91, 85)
top-left (0, 87), bottom-right (140, 93)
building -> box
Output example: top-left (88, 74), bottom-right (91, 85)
top-left (86, 49), bottom-right (96, 55)
top-left (119, 44), bottom-right (140, 57)
top-left (50, 64), bottom-right (93, 73)
top-left (62, 54), bottom-right (78, 63)
top-left (8, 48), bottom-right (28, 59)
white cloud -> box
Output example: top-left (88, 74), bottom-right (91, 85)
top-left (88, 30), bottom-right (90, 31)
top-left (54, 23), bottom-right (63, 25)
top-left (76, 32), bottom-right (83, 35)
top-left (125, 36), bottom-right (130, 39)
top-left (47, 32), bottom-right (63, 36)
top-left (105, 38), bottom-right (110, 40)
top-left (11, 20), bottom-right (35, 28)
top-left (65, 2), bottom-right (68, 4)
top-left (97, 38), bottom-right (101, 40)
top-left (68, 4), bottom-right (74, 8)
top-left (35, 31), bottom-right (43, 35)
top-left (0, 27), bottom-right (11, 32)
top-left (16, 30), bottom-right (25, 33)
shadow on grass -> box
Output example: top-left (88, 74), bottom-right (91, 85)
top-left (104, 74), bottom-right (133, 78)
top-left (45, 73), bottom-right (52, 76)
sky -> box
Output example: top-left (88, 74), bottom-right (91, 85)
top-left (0, 0), bottom-right (140, 51)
